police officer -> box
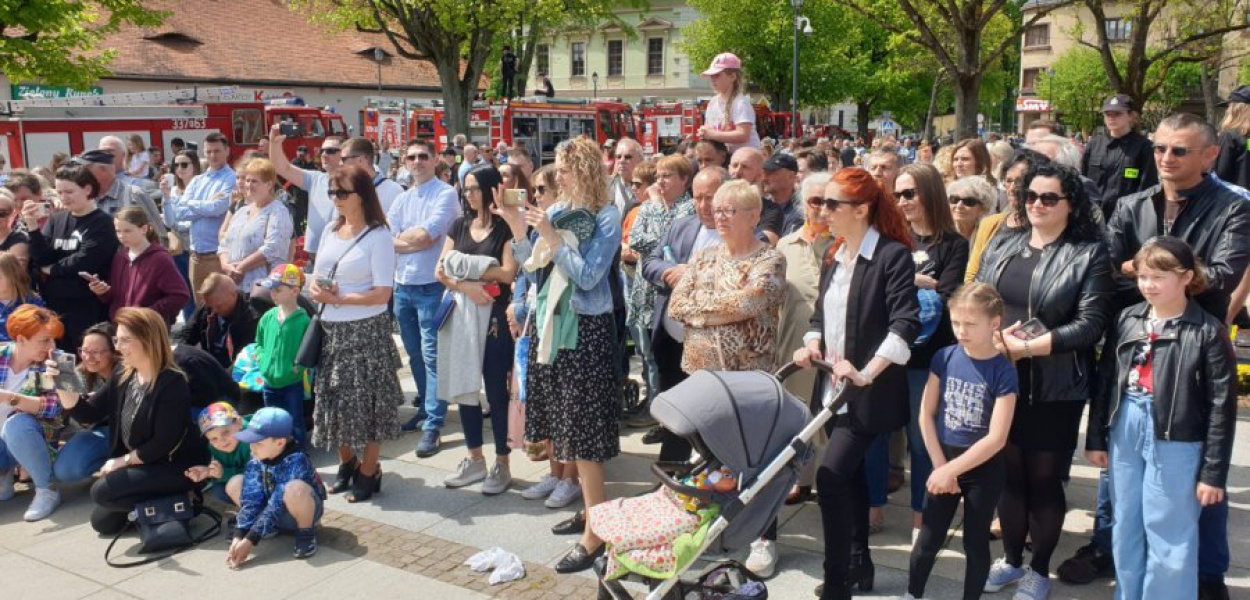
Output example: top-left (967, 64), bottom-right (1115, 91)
top-left (1080, 94), bottom-right (1157, 215)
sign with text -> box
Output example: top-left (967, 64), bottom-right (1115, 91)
top-left (12, 84), bottom-right (104, 100)
top-left (1015, 97), bottom-right (1050, 113)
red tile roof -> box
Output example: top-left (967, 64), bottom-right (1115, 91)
top-left (101, 0), bottom-right (451, 91)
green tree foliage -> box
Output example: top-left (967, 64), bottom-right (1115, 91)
top-left (0, 1), bottom-right (166, 90)
top-left (1038, 47), bottom-right (1203, 134)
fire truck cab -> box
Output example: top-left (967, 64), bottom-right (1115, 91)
top-left (490, 98), bottom-right (636, 166)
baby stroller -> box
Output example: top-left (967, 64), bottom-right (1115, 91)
top-left (595, 360), bottom-right (845, 600)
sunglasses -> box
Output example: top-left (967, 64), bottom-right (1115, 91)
top-left (175, 162), bottom-right (194, 168)
top-left (630, 181), bottom-right (646, 189)
top-left (892, 189), bottom-right (918, 201)
top-left (406, 153), bottom-right (430, 162)
top-left (1024, 191), bottom-right (1066, 207)
top-left (320, 148), bottom-right (341, 155)
top-left (948, 195), bottom-right (981, 207)
top-left (340, 154), bottom-right (362, 161)
top-left (818, 197), bottom-right (866, 211)
top-left (0, 210), bottom-right (12, 218)
top-left (1153, 144), bottom-right (1192, 158)
top-left (805, 197), bottom-right (825, 209)
top-left (328, 188), bottom-right (356, 199)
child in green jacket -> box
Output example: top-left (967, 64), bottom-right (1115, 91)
top-left (255, 264), bottom-right (312, 446)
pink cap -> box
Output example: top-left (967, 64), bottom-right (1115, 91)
top-left (701, 53), bottom-right (742, 77)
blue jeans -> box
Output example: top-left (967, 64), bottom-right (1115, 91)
top-left (275, 491), bottom-right (323, 531)
top-left (864, 431), bottom-right (890, 507)
top-left (0, 413), bottom-right (53, 488)
top-left (264, 383), bottom-right (307, 447)
top-left (905, 368), bottom-right (934, 513)
top-left (394, 282), bottom-right (446, 432)
top-left (1110, 390), bottom-right (1202, 600)
top-left (1091, 468), bottom-right (1114, 552)
top-left (1198, 497), bottom-right (1229, 582)
top-left (53, 427), bottom-right (111, 483)
top-left (459, 313), bottom-right (514, 455)
top-left (629, 322), bottom-right (660, 404)
top-left (173, 251), bottom-right (195, 320)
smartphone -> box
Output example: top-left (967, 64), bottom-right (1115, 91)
top-left (483, 283), bottom-right (501, 298)
top-left (279, 121), bottom-right (300, 137)
top-left (1012, 318), bottom-right (1048, 341)
top-left (501, 188), bottom-right (527, 207)
top-left (53, 352), bottom-right (87, 395)
top-left (78, 271), bottom-right (99, 283)
top-left (315, 276), bottom-right (335, 289)
top-left (34, 202), bottom-right (51, 219)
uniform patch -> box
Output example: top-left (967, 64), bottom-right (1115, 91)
top-left (1124, 167), bottom-right (1140, 179)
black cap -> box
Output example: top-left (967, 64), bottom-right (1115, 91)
top-left (440, 147), bottom-right (457, 156)
top-left (1218, 85), bottom-right (1250, 107)
top-left (762, 153), bottom-right (798, 172)
top-left (72, 149), bottom-right (115, 166)
top-left (1101, 94), bottom-right (1137, 113)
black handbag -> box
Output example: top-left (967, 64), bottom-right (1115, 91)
top-left (295, 225), bottom-right (379, 368)
top-left (105, 491), bottom-right (222, 568)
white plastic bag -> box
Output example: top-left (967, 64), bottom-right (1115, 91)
top-left (465, 546), bottom-right (526, 584)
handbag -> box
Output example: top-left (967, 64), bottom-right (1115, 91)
top-left (295, 225), bottom-right (379, 368)
top-left (105, 491), bottom-right (222, 568)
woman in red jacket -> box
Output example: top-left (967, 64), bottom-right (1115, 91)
top-left (88, 206), bottom-right (190, 327)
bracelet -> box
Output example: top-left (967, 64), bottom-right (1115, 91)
top-left (1023, 338), bottom-right (1033, 359)
top-left (858, 369), bottom-right (874, 385)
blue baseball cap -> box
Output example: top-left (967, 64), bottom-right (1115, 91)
top-left (233, 407), bottom-right (294, 443)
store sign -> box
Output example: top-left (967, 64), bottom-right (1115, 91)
top-left (12, 84), bottom-right (104, 100)
top-left (1015, 97), bottom-right (1050, 112)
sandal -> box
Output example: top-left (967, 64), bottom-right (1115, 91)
top-left (346, 466), bottom-right (381, 503)
top-left (329, 457), bottom-right (358, 495)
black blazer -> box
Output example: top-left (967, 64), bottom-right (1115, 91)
top-left (641, 215), bottom-right (704, 343)
top-left (809, 235), bottom-right (920, 434)
top-left (69, 368), bottom-right (209, 468)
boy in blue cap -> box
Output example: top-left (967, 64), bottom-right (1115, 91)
top-left (227, 407), bottom-right (325, 568)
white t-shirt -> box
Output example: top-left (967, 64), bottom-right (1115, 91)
top-left (303, 170), bottom-right (332, 252)
top-left (313, 225), bottom-right (397, 322)
top-left (0, 366), bottom-right (28, 421)
top-left (128, 151), bottom-right (151, 175)
top-left (704, 95), bottom-right (760, 152)
top-left (376, 178), bottom-right (404, 215)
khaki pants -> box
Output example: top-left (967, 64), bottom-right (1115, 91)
top-left (189, 253), bottom-right (222, 306)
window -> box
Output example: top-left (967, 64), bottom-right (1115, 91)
top-left (607, 40), bottom-right (624, 77)
top-left (536, 44), bottom-right (550, 77)
top-left (1021, 68), bottom-right (1042, 92)
top-left (231, 109), bottom-right (264, 145)
top-left (1024, 24), bottom-right (1050, 48)
top-left (1106, 18), bottom-right (1132, 42)
top-left (647, 38), bottom-right (664, 76)
top-left (571, 41), bottom-right (586, 77)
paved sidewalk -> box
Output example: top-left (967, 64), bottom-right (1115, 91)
top-left (0, 350), bottom-right (1247, 599)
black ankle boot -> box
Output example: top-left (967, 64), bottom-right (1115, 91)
top-left (347, 467), bottom-right (381, 503)
top-left (329, 457), bottom-right (358, 494)
top-left (847, 555), bottom-right (874, 592)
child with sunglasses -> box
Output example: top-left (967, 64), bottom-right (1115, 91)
top-left (1085, 236), bottom-right (1237, 599)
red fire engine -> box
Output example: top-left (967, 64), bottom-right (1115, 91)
top-left (0, 87), bottom-right (347, 169)
top-left (488, 98), bottom-right (636, 165)
top-left (638, 100), bottom-right (701, 156)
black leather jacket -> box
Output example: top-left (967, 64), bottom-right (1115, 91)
top-left (1106, 177), bottom-right (1250, 317)
top-left (976, 230), bottom-right (1114, 404)
top-left (1086, 301), bottom-right (1238, 488)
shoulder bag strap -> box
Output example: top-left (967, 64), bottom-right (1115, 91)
top-left (105, 504), bottom-right (223, 568)
top-left (313, 225), bottom-right (380, 317)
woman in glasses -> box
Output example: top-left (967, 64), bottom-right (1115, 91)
top-left (160, 150), bottom-right (201, 320)
top-left (49, 322), bottom-right (118, 486)
top-left (975, 163), bottom-right (1113, 600)
top-left (893, 163), bottom-right (969, 541)
top-left (966, 149), bottom-right (1050, 283)
top-left (945, 176), bottom-right (997, 241)
top-left (793, 167), bottom-right (919, 599)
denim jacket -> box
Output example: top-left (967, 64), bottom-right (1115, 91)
top-left (510, 202), bottom-right (621, 317)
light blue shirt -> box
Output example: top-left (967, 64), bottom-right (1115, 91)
top-left (174, 166), bottom-right (236, 253)
top-left (511, 202), bottom-right (622, 316)
top-left (387, 177), bottom-right (461, 285)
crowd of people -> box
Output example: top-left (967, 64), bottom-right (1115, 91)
top-left (0, 53), bottom-right (1245, 600)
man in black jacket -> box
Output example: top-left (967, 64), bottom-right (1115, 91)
top-left (176, 273), bottom-right (260, 368)
top-left (1080, 94), bottom-right (1157, 216)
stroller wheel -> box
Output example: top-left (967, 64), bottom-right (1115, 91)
top-left (619, 379), bottom-right (641, 415)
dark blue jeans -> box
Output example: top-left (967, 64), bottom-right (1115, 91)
top-left (1199, 497), bottom-right (1229, 582)
top-left (173, 251), bottom-right (195, 320)
top-left (263, 382), bottom-right (307, 447)
top-left (1092, 469), bottom-right (1113, 552)
top-left (458, 313), bottom-right (514, 455)
top-left (394, 282), bottom-right (446, 432)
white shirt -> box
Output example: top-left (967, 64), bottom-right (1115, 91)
top-left (662, 226), bottom-right (722, 342)
top-left (804, 227), bottom-right (910, 413)
top-left (0, 366), bottom-right (28, 421)
top-left (302, 170), bottom-right (332, 252)
top-left (313, 226), bottom-right (396, 323)
top-left (704, 95), bottom-right (760, 152)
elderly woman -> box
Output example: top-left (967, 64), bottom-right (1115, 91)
top-left (218, 158), bottom-right (294, 291)
top-left (310, 165), bottom-right (401, 505)
top-left (0, 305), bottom-right (66, 521)
top-left (976, 163), bottom-right (1113, 598)
top-left (495, 137), bottom-right (622, 574)
top-left (946, 176), bottom-right (997, 241)
top-left (793, 167), bottom-right (919, 600)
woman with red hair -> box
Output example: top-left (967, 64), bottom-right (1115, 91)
top-left (0, 304), bottom-right (65, 521)
top-left (793, 167), bottom-right (920, 599)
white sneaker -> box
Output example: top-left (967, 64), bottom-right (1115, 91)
top-left (24, 487), bottom-right (60, 521)
top-left (520, 474), bottom-right (560, 500)
top-left (481, 462), bottom-right (512, 496)
top-left (544, 478), bottom-right (582, 508)
top-left (744, 539), bottom-right (778, 578)
top-left (0, 469), bottom-right (13, 502)
top-left (443, 458), bottom-right (488, 488)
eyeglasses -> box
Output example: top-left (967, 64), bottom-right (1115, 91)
top-left (805, 197), bottom-right (825, 209)
top-left (406, 153), bottom-right (430, 162)
top-left (1002, 177), bottom-right (1019, 189)
top-left (1153, 144), bottom-right (1192, 158)
top-left (320, 148), bottom-right (341, 155)
top-left (892, 189), bottom-right (918, 201)
top-left (175, 162), bottom-right (193, 169)
top-left (713, 207), bottom-right (745, 218)
top-left (340, 154), bottom-right (362, 161)
top-left (818, 197), bottom-right (867, 211)
top-left (328, 188), bottom-right (356, 199)
top-left (948, 195), bottom-right (981, 208)
top-left (78, 347), bottom-right (109, 358)
top-left (630, 181), bottom-right (646, 189)
top-left (615, 154), bottom-right (637, 161)
top-left (112, 336), bottom-right (135, 347)
top-left (1024, 191), bottom-right (1067, 207)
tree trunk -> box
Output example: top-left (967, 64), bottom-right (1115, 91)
top-left (437, 61), bottom-right (473, 138)
top-left (516, 17), bottom-right (546, 98)
top-left (953, 73), bottom-right (981, 140)
top-left (1200, 60), bottom-right (1219, 124)
top-left (856, 101), bottom-right (872, 139)
top-left (922, 74), bottom-right (942, 142)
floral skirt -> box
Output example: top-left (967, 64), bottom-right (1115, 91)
top-left (313, 312), bottom-right (403, 452)
top-left (524, 313), bottom-right (620, 462)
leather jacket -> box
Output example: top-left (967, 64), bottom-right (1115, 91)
top-left (976, 230), bottom-right (1114, 404)
top-left (1086, 301), bottom-right (1238, 488)
top-left (1106, 177), bottom-right (1250, 317)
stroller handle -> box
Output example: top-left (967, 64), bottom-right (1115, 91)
top-left (775, 359), bottom-right (836, 382)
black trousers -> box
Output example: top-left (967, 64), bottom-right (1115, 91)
top-left (652, 327), bottom-right (692, 463)
top-left (90, 462), bottom-right (200, 534)
top-left (909, 446), bottom-right (1005, 600)
top-left (816, 416), bottom-right (876, 600)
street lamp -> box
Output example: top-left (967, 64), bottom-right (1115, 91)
top-left (1046, 66), bottom-right (1055, 119)
top-left (790, 0), bottom-right (812, 139)
top-left (592, 71), bottom-right (599, 100)
top-left (373, 47), bottom-right (385, 96)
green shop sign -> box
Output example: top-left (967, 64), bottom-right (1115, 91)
top-left (11, 84), bottom-right (104, 100)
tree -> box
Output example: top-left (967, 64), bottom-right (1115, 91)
top-left (832, 0), bottom-right (1078, 139)
top-left (1076, 0), bottom-right (1250, 110)
top-left (0, 1), bottom-right (166, 90)
top-left (289, 0), bottom-right (629, 136)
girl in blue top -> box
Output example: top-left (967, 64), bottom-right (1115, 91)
top-left (907, 282), bottom-right (1018, 600)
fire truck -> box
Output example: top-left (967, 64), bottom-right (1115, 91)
top-left (0, 87), bottom-right (348, 169)
top-left (638, 100), bottom-right (701, 156)
top-left (360, 98), bottom-right (451, 153)
top-left (487, 98), bottom-right (636, 165)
